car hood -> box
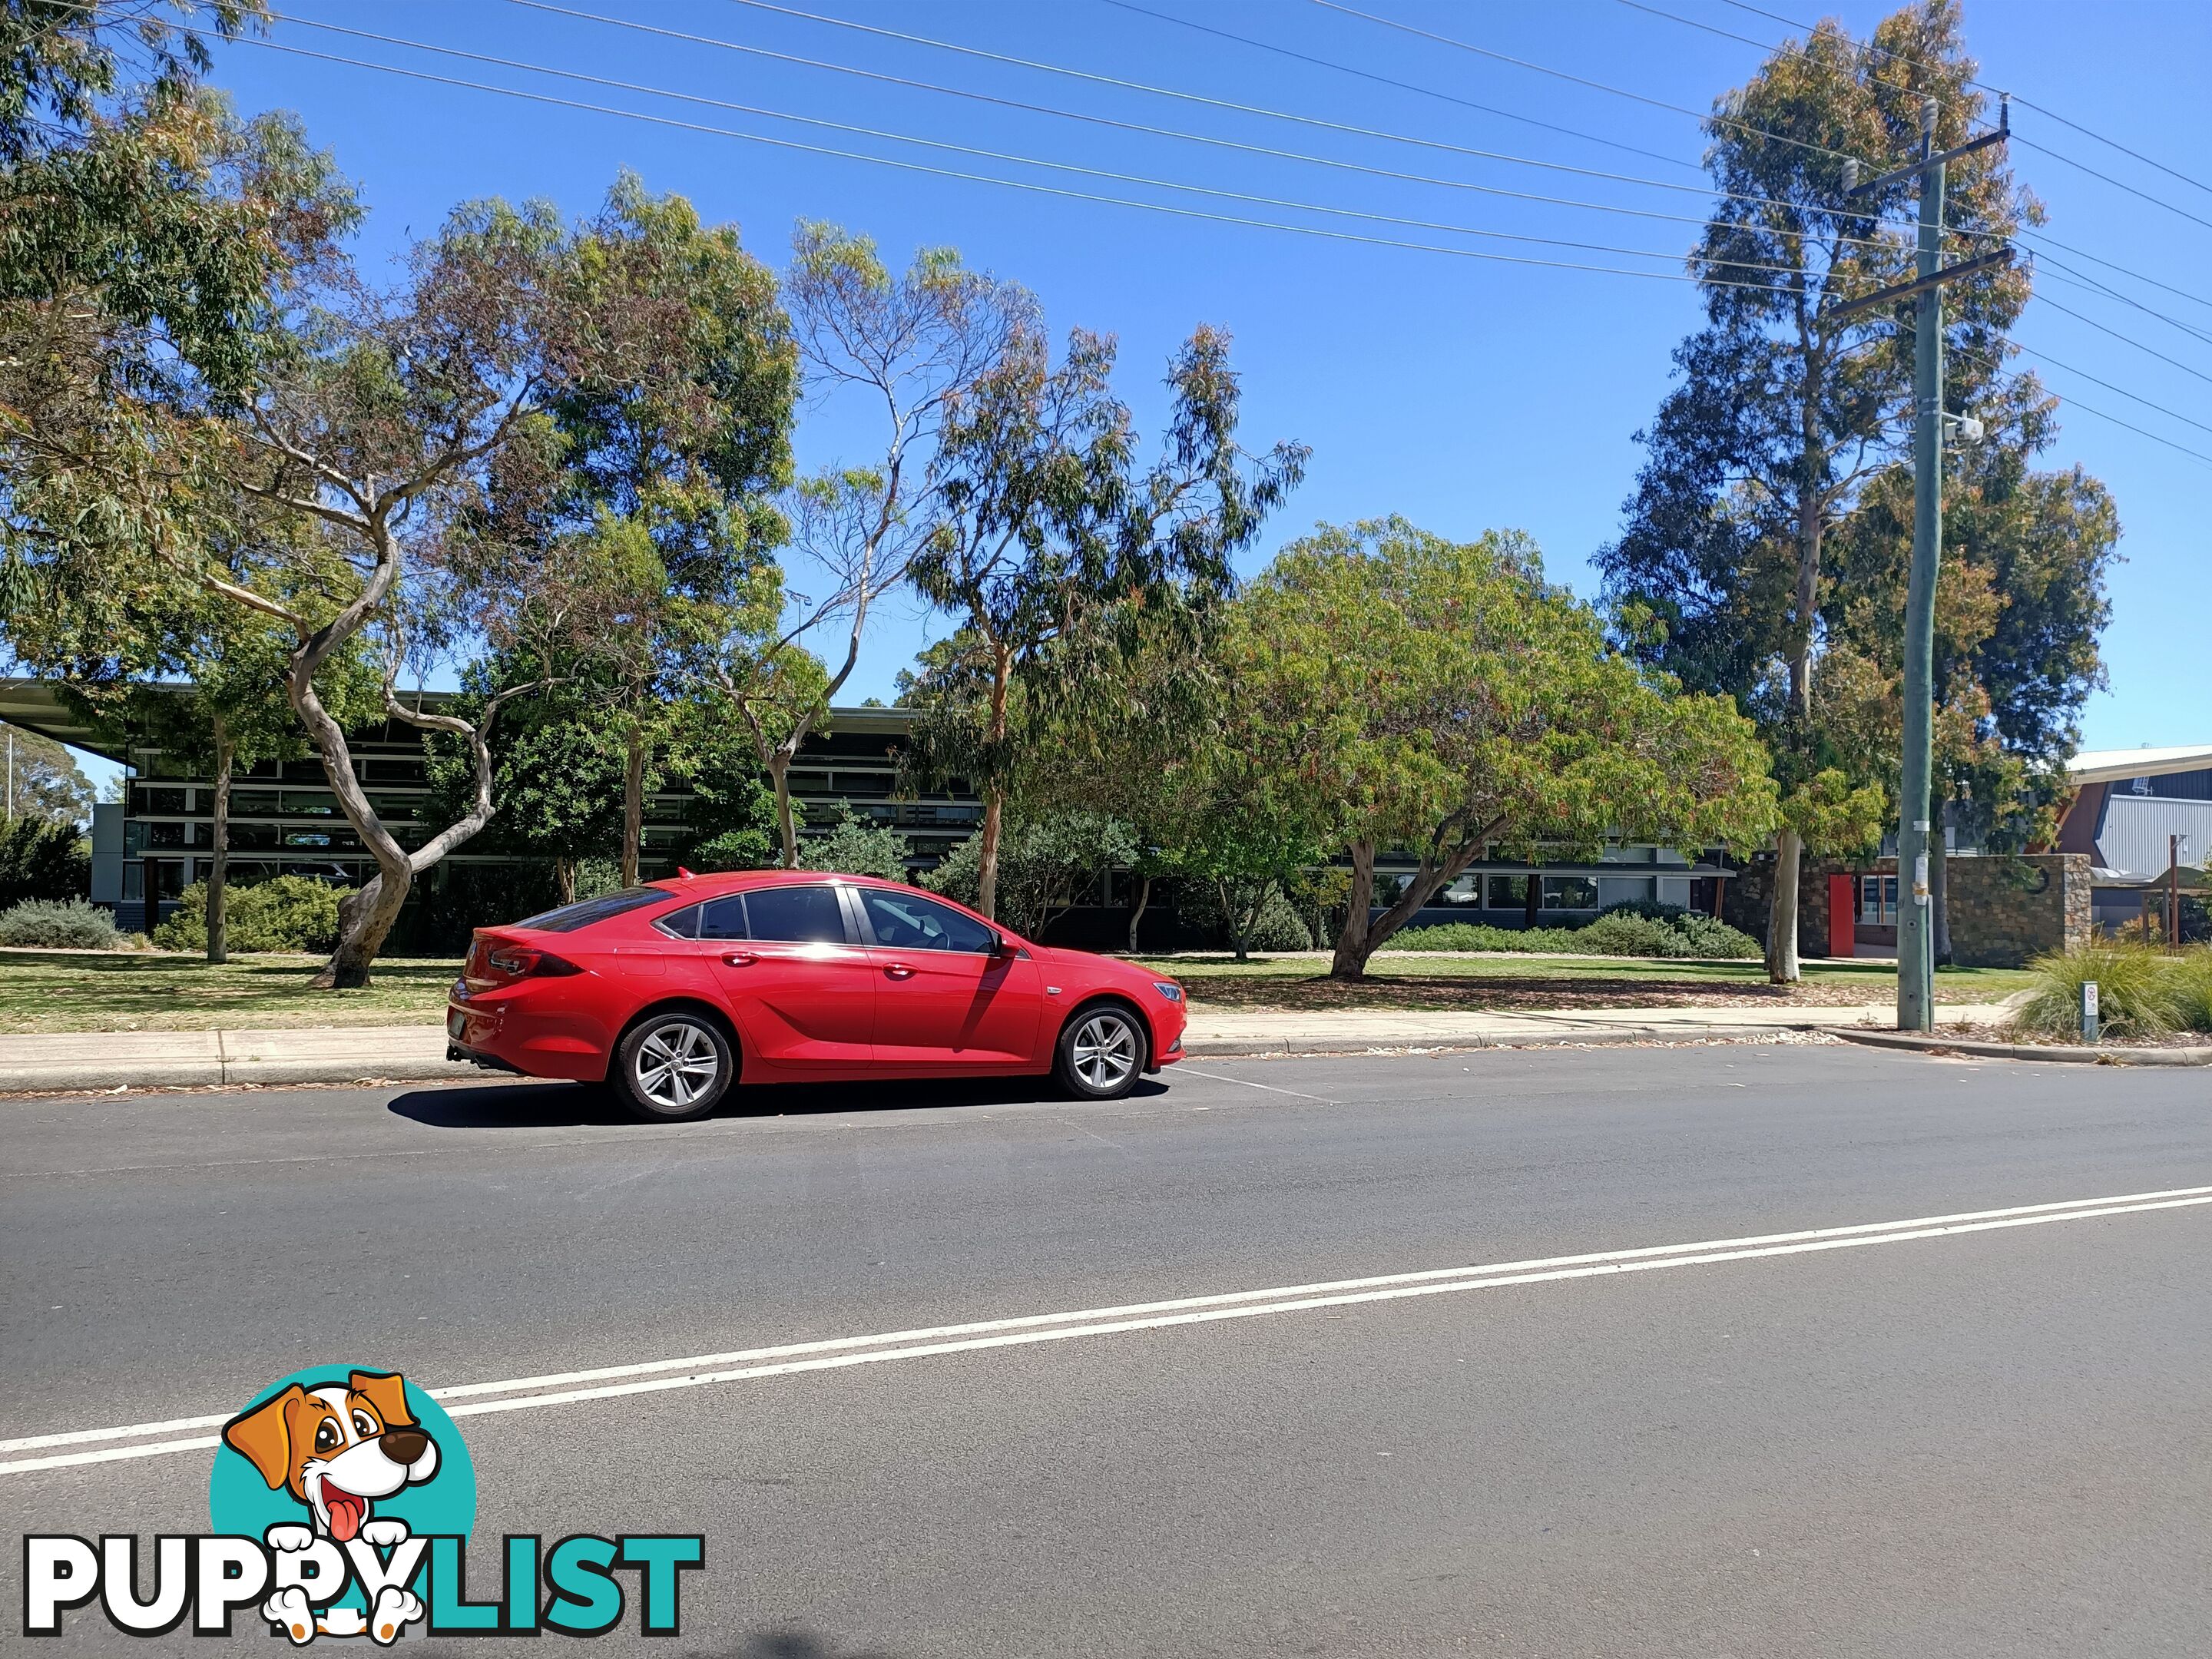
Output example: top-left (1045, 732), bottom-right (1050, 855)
top-left (1027, 944), bottom-right (1164, 984)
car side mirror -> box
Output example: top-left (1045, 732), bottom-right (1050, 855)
top-left (988, 929), bottom-right (1012, 957)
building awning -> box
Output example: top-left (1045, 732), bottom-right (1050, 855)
top-left (2067, 743), bottom-right (2212, 786)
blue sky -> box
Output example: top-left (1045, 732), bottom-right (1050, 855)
top-left (150, 1), bottom-right (2212, 769)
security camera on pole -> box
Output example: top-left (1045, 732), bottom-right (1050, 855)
top-left (1834, 96), bottom-right (2012, 1033)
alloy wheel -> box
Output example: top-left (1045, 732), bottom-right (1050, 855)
top-left (1071, 1012), bottom-right (1141, 1092)
top-left (633, 1020), bottom-right (720, 1112)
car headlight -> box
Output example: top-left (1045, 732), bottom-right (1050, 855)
top-left (1153, 982), bottom-right (1184, 1002)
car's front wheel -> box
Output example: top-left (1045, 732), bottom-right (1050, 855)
top-left (612, 1011), bottom-right (733, 1123)
top-left (1055, 1004), bottom-right (1147, 1101)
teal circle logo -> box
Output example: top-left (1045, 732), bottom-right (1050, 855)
top-left (210, 1365), bottom-right (476, 1547)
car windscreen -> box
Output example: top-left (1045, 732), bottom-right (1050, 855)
top-left (513, 887), bottom-right (670, 934)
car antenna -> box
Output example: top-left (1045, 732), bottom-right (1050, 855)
top-left (676, 866), bottom-right (696, 879)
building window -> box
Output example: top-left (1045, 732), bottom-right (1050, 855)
top-left (1541, 876), bottom-right (1598, 910)
top-left (1486, 875), bottom-right (1530, 909)
top-left (1859, 876), bottom-right (1899, 924)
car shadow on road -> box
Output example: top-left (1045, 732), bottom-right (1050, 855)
top-left (385, 1073), bottom-right (1170, 1130)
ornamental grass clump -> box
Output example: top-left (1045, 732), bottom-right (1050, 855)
top-left (2006, 941), bottom-right (2205, 1041)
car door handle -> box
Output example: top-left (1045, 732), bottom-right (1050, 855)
top-left (720, 952), bottom-right (758, 966)
top-left (883, 963), bottom-right (916, 979)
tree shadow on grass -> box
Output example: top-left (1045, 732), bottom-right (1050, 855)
top-left (386, 1073), bottom-right (1167, 1130)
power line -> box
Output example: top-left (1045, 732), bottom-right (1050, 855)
top-left (1650, 0), bottom-right (2212, 234)
top-left (1951, 346), bottom-right (2212, 469)
top-left (220, 31), bottom-right (1815, 296)
top-left (712, 0), bottom-right (1940, 236)
top-left (1092, 0), bottom-right (1708, 175)
top-left (2032, 262), bottom-right (2212, 352)
top-left (1303, 0), bottom-right (1854, 164)
top-left (1714, 0), bottom-right (2212, 202)
top-left (2005, 340), bottom-right (2212, 439)
top-left (270, 12), bottom-right (1828, 280)
top-left (2029, 293), bottom-right (2212, 389)
top-left (504, 0), bottom-right (1916, 257)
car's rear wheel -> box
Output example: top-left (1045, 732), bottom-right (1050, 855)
top-left (1055, 1004), bottom-right (1147, 1101)
top-left (612, 1011), bottom-right (733, 1123)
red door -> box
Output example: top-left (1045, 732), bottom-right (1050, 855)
top-left (1826, 873), bottom-right (1858, 959)
top-left (700, 886), bottom-right (876, 1074)
top-left (849, 886), bottom-right (1044, 1069)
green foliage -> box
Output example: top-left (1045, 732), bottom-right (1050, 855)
top-left (799, 807), bottom-right (912, 884)
top-left (0, 896), bottom-right (119, 949)
top-left (1177, 879), bottom-right (1313, 953)
top-left (687, 829), bottom-right (776, 875)
top-left (924, 811), bottom-right (1137, 939)
top-left (0, 724), bottom-right (93, 825)
top-left (0, 813), bottom-right (88, 906)
top-left (2008, 943), bottom-right (2211, 1041)
top-left (1386, 906), bottom-right (1760, 960)
top-left (407, 863), bottom-right (565, 956)
top-left (151, 876), bottom-right (346, 953)
top-left (1226, 518), bottom-right (1777, 973)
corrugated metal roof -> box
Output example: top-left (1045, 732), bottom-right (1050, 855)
top-left (2094, 793), bottom-right (2212, 880)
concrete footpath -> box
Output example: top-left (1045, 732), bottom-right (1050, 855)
top-left (0, 1003), bottom-right (2016, 1094)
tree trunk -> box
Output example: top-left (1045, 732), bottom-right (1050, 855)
top-left (1330, 841), bottom-right (1379, 979)
top-left (1217, 876), bottom-right (1248, 962)
top-left (1767, 830), bottom-right (1804, 985)
top-left (621, 725), bottom-right (645, 889)
top-left (555, 858), bottom-right (578, 906)
top-left (1523, 863), bottom-right (1541, 929)
top-left (1126, 872), bottom-right (1151, 952)
top-left (768, 752), bottom-right (797, 868)
top-left (976, 790), bottom-right (1004, 922)
top-left (207, 724), bottom-right (232, 965)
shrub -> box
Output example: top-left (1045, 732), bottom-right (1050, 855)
top-left (2008, 942), bottom-right (2192, 1040)
top-left (151, 876), bottom-right (349, 954)
top-left (0, 815), bottom-right (89, 908)
top-left (1175, 878), bottom-right (1315, 954)
top-left (2167, 949), bottom-right (2212, 1033)
top-left (800, 810), bottom-right (912, 885)
top-left (0, 896), bottom-right (120, 949)
top-left (1379, 905), bottom-right (1759, 960)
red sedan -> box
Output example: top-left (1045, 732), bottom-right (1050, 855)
top-left (446, 869), bottom-right (1187, 1121)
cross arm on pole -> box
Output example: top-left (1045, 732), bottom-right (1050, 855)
top-left (1827, 247), bottom-right (2016, 322)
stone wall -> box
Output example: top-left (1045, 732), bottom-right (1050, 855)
top-left (1724, 851), bottom-right (2089, 967)
top-left (1945, 853), bottom-right (2089, 967)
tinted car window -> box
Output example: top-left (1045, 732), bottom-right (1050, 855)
top-left (860, 888), bottom-right (995, 953)
top-left (516, 888), bottom-right (667, 933)
top-left (697, 895), bottom-right (749, 941)
top-left (744, 885), bottom-right (847, 944)
top-left (656, 904), bottom-right (702, 939)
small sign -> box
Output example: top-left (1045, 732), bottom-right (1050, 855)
top-left (2081, 980), bottom-right (2100, 1044)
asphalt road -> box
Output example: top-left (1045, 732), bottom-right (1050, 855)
top-left (5, 1041), bottom-right (2210, 1656)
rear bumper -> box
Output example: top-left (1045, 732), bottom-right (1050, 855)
top-left (446, 999), bottom-right (611, 1083)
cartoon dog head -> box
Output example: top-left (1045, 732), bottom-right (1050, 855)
top-left (222, 1371), bottom-right (440, 1542)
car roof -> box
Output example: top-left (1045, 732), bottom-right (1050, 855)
top-left (647, 869), bottom-right (909, 899)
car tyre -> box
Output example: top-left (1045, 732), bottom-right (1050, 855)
top-left (1054, 1003), bottom-right (1147, 1101)
top-left (611, 1010), bottom-right (734, 1123)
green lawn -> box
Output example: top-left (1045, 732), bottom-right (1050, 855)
top-left (0, 945), bottom-right (2032, 1034)
top-left (1135, 951), bottom-right (2032, 1012)
top-left (0, 949), bottom-right (460, 1033)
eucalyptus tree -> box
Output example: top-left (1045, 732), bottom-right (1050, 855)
top-left (711, 224), bottom-right (1028, 867)
top-left (904, 323), bottom-right (1305, 919)
top-left (1598, 0), bottom-right (2034, 981)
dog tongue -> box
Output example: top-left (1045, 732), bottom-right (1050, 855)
top-left (324, 1486), bottom-right (365, 1543)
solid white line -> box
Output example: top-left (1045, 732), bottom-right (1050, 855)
top-left (1174, 1065), bottom-right (1338, 1103)
top-left (5, 1181), bottom-right (2207, 1475)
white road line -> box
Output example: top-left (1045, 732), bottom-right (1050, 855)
top-left (1175, 1065), bottom-right (1337, 1103)
top-left (6, 1181), bottom-right (2208, 1475)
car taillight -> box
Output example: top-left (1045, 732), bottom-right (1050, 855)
top-left (485, 945), bottom-right (582, 979)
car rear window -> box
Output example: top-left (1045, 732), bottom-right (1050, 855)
top-left (515, 887), bottom-right (669, 934)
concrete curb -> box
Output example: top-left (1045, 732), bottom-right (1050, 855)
top-left (1181, 1024), bottom-right (1835, 1058)
top-left (1833, 1028), bottom-right (2212, 1066)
